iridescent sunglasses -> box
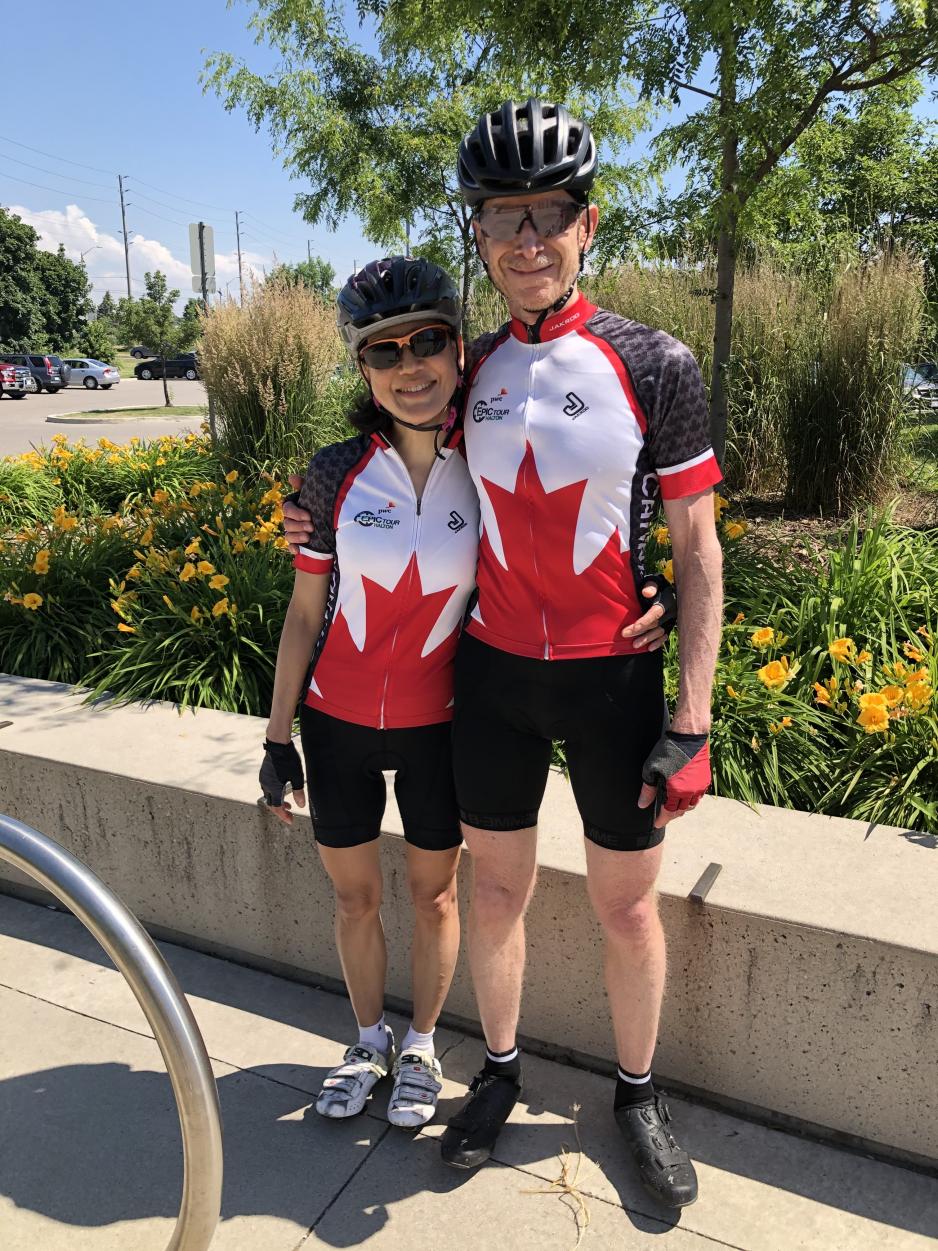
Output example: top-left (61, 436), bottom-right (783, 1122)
top-left (475, 200), bottom-right (585, 241)
top-left (358, 323), bottom-right (455, 370)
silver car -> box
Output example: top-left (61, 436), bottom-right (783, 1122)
top-left (63, 358), bottom-right (121, 390)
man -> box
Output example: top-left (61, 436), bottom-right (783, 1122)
top-left (285, 99), bottom-right (723, 1208)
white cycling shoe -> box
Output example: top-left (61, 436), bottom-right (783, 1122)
top-left (316, 1028), bottom-right (395, 1119)
top-left (387, 1049), bottom-right (443, 1128)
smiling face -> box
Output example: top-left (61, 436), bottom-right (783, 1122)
top-left (473, 191), bottom-right (599, 322)
top-left (359, 321), bottom-right (460, 427)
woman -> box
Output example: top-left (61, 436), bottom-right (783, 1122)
top-left (260, 257), bottom-right (478, 1128)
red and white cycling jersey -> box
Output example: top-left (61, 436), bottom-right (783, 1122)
top-left (464, 294), bottom-right (722, 660)
top-left (294, 428), bottom-right (479, 728)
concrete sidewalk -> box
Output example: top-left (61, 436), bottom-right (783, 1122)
top-left (0, 893), bottom-right (935, 1251)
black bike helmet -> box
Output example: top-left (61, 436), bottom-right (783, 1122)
top-left (458, 99), bottom-right (597, 208)
top-left (337, 256), bottom-right (461, 354)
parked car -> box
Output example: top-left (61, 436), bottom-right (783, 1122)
top-left (129, 345), bottom-right (155, 358)
top-left (0, 360), bottom-right (33, 398)
top-left (134, 352), bottom-right (200, 381)
top-left (0, 353), bottom-right (65, 393)
top-left (63, 358), bottom-right (121, 390)
top-left (903, 362), bottom-right (938, 410)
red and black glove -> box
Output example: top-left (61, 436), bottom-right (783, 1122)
top-left (259, 738), bottom-right (304, 807)
top-left (642, 731), bottom-right (710, 815)
top-left (640, 573), bottom-right (677, 635)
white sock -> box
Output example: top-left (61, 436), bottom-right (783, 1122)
top-left (401, 1024), bottom-right (435, 1055)
top-left (358, 1017), bottom-right (390, 1053)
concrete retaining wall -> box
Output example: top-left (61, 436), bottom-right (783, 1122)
top-left (1, 674), bottom-right (936, 1166)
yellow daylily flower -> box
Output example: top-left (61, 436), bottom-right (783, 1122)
top-left (713, 493), bottom-right (730, 520)
top-left (212, 597), bottom-right (230, 617)
top-left (829, 637), bottom-right (856, 662)
top-left (22, 593), bottom-right (43, 611)
top-left (32, 550), bottom-right (51, 575)
top-left (856, 650), bottom-right (872, 664)
top-left (208, 574), bottom-right (229, 590)
top-left (658, 558), bottom-right (674, 584)
top-left (653, 524), bottom-right (670, 545)
top-left (757, 657), bottom-right (791, 690)
top-left (190, 606), bottom-right (202, 622)
top-left (723, 520), bottom-right (747, 540)
top-left (903, 642), bottom-right (924, 662)
top-left (225, 469), bottom-right (239, 484)
top-left (751, 627), bottom-right (774, 647)
top-left (857, 705), bottom-right (889, 734)
top-left (117, 622), bottom-right (136, 633)
top-left (179, 563), bottom-right (197, 583)
top-left (732, 612), bottom-right (746, 625)
top-left (222, 492), bottom-right (235, 506)
top-left (197, 560), bottom-right (215, 575)
top-left (881, 686), bottom-right (904, 708)
top-left (725, 685), bottom-right (741, 699)
top-left (905, 684), bottom-right (933, 711)
top-left (185, 539), bottom-right (201, 555)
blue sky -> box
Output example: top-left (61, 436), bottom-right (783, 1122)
top-left (0, 0), bottom-right (374, 309)
top-left (2, 1), bottom-right (935, 313)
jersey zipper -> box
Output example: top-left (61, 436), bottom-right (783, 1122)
top-left (377, 447), bottom-right (444, 727)
top-left (522, 345), bottom-right (550, 659)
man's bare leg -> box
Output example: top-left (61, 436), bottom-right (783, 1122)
top-left (584, 841), bottom-right (665, 1072)
top-left (462, 823), bottom-right (538, 1050)
top-left (440, 822), bottom-right (537, 1168)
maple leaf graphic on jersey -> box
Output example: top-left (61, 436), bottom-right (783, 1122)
top-left (313, 553), bottom-right (459, 724)
top-left (477, 443), bottom-right (641, 653)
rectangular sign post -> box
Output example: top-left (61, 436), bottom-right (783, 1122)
top-left (189, 222), bottom-right (217, 444)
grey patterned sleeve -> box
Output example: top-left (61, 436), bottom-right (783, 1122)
top-left (296, 435), bottom-right (371, 560)
top-left (588, 310), bottom-right (722, 497)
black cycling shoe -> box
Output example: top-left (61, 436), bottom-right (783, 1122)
top-left (614, 1095), bottom-right (698, 1208)
top-left (440, 1070), bottom-right (523, 1169)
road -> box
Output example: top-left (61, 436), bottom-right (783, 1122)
top-left (0, 379), bottom-right (208, 457)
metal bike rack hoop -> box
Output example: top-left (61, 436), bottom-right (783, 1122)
top-left (0, 814), bottom-right (223, 1251)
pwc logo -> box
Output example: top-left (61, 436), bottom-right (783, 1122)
top-left (472, 388), bottom-right (510, 422)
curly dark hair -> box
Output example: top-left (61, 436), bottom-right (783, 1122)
top-left (347, 388), bottom-right (392, 436)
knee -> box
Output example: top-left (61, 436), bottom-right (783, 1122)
top-left (334, 882), bottom-right (382, 924)
top-left (471, 867), bottom-right (530, 923)
top-left (594, 892), bottom-right (659, 944)
top-left (410, 878), bottom-right (458, 925)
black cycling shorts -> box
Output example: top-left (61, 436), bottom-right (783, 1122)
top-left (299, 705), bottom-right (462, 851)
top-left (452, 634), bottom-right (668, 852)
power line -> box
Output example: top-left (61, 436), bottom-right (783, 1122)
top-left (0, 149), bottom-right (114, 190)
top-left (0, 133), bottom-right (115, 176)
top-left (129, 176), bottom-right (230, 214)
top-left (124, 184), bottom-right (202, 223)
top-left (0, 171), bottom-right (116, 205)
top-left (242, 210), bottom-right (305, 244)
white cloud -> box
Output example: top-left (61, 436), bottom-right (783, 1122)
top-left (8, 202), bottom-right (276, 311)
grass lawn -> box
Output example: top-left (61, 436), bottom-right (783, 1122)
top-left (51, 405), bottom-right (207, 423)
top-left (113, 348), bottom-right (137, 379)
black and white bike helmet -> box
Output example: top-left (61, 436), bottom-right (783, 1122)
top-left (458, 98), bottom-right (597, 208)
top-left (337, 256), bottom-right (461, 355)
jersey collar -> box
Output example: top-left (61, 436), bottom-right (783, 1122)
top-left (509, 292), bottom-right (597, 344)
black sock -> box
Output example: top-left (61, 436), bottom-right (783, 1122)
top-left (614, 1066), bottom-right (655, 1110)
top-left (483, 1044), bottom-right (521, 1082)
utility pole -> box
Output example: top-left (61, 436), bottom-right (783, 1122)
top-left (235, 210), bottom-right (244, 304)
top-left (198, 222), bottom-right (218, 445)
top-left (118, 174), bottom-right (132, 299)
top-left (307, 239), bottom-right (312, 262)
top-left (405, 220), bottom-right (411, 256)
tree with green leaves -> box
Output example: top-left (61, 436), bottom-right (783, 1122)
top-left (269, 256), bottom-right (336, 297)
top-left (121, 272), bottom-right (199, 407)
top-left (74, 317), bottom-right (117, 366)
top-left (0, 210), bottom-right (91, 351)
top-left (203, 0), bottom-right (649, 312)
top-left (370, 0), bottom-right (937, 459)
top-left (35, 244), bottom-right (92, 351)
top-left (96, 290), bottom-right (117, 322)
top-left (0, 208), bottom-right (44, 349)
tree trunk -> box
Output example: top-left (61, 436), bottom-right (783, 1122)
top-left (461, 221), bottom-right (473, 327)
top-left (709, 31), bottom-right (739, 473)
top-left (161, 351), bottom-right (171, 408)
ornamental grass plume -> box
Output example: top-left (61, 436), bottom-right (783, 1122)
top-left (198, 277), bottom-right (345, 473)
